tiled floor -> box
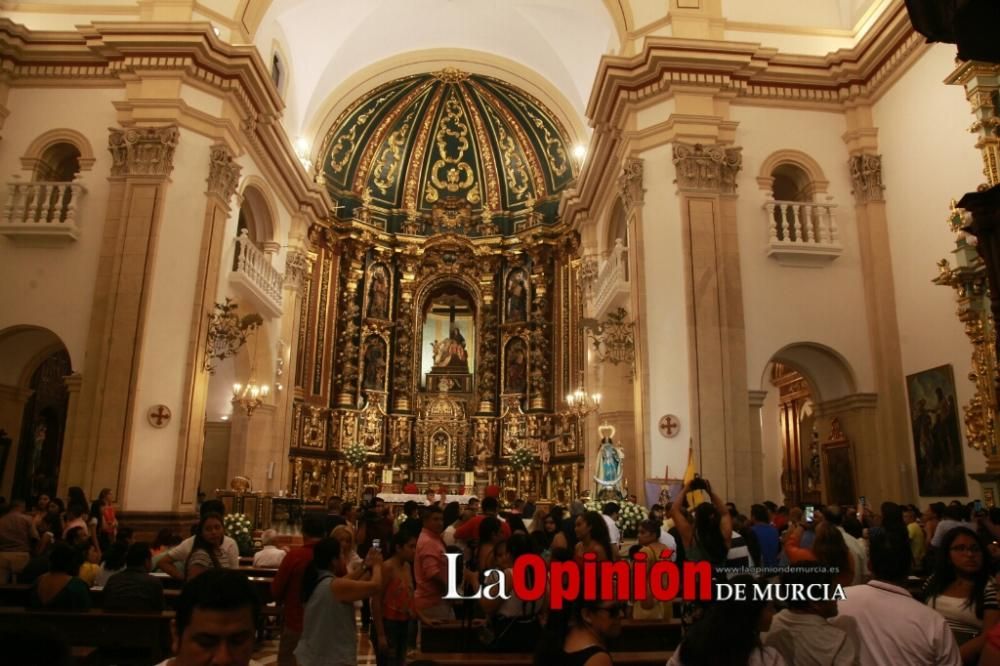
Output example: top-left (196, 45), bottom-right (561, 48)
top-left (253, 625), bottom-right (378, 665)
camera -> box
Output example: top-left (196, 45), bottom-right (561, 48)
top-left (372, 539), bottom-right (381, 551)
top-left (688, 475), bottom-right (709, 491)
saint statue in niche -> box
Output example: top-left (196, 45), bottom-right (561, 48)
top-left (505, 338), bottom-right (527, 393)
top-left (431, 326), bottom-right (468, 369)
top-left (362, 338), bottom-right (387, 390)
top-left (367, 265), bottom-right (390, 320)
top-left (432, 432), bottom-right (449, 467)
top-left (506, 270), bottom-right (528, 322)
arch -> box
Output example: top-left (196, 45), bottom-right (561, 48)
top-left (605, 196), bottom-right (628, 252)
top-left (0, 325), bottom-right (72, 388)
top-left (238, 177), bottom-right (280, 244)
top-left (306, 48), bottom-right (588, 161)
top-left (759, 342), bottom-right (857, 404)
top-left (756, 149), bottom-right (830, 197)
top-left (0, 325), bottom-right (72, 502)
top-left (20, 128), bottom-right (96, 174)
top-left (270, 38), bottom-right (290, 99)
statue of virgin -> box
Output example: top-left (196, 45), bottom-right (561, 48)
top-left (593, 423), bottom-right (624, 497)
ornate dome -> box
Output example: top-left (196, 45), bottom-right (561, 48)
top-left (318, 69), bottom-right (577, 236)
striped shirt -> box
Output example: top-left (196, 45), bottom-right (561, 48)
top-left (926, 579), bottom-right (999, 637)
top-left (724, 533), bottom-right (755, 578)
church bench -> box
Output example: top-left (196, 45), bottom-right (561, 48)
top-left (0, 584), bottom-right (183, 609)
top-left (0, 607), bottom-right (173, 664)
top-left (411, 650), bottom-right (673, 665)
top-left (420, 618), bottom-right (682, 652)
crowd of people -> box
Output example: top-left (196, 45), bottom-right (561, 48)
top-left (8, 482), bottom-right (1000, 665)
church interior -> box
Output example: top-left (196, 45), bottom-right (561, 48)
top-left (2, 0), bottom-right (1000, 662)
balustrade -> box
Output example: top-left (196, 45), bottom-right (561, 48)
top-left (1, 181), bottom-right (85, 242)
top-left (763, 199), bottom-right (841, 266)
top-left (231, 228), bottom-right (284, 317)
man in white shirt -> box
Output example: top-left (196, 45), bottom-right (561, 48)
top-left (832, 528), bottom-right (960, 666)
top-left (931, 505), bottom-right (974, 548)
top-left (252, 529), bottom-right (286, 568)
top-left (156, 500), bottom-right (239, 580)
top-left (602, 502), bottom-right (621, 545)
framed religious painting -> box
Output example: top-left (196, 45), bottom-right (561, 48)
top-left (906, 364), bottom-right (967, 497)
top-left (822, 420), bottom-right (857, 508)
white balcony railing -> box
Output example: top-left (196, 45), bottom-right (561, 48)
top-left (230, 228), bottom-right (284, 318)
top-left (764, 199), bottom-right (842, 267)
top-left (591, 238), bottom-right (630, 317)
top-left (1, 181), bottom-right (85, 244)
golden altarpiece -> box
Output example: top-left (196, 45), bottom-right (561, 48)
top-left (286, 69), bottom-right (589, 503)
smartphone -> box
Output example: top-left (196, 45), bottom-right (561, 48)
top-left (372, 539), bottom-right (381, 551)
top-left (976, 500), bottom-right (984, 513)
top-left (804, 505), bottom-right (815, 523)
top-left (859, 496), bottom-right (866, 506)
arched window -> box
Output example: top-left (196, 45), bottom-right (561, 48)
top-left (271, 53), bottom-right (283, 92)
top-left (770, 163), bottom-right (812, 203)
top-left (33, 142), bottom-right (81, 182)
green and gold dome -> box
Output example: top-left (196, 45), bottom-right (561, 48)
top-left (318, 68), bottom-right (577, 236)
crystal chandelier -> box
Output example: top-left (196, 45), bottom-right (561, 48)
top-left (231, 325), bottom-right (269, 418)
top-left (232, 379), bottom-right (269, 418)
top-left (564, 383), bottom-right (601, 419)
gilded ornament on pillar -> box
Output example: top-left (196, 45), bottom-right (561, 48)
top-left (108, 126), bottom-right (180, 177)
top-left (618, 158), bottom-right (644, 211)
top-left (848, 154), bottom-right (885, 204)
top-left (206, 144), bottom-right (241, 204)
top-left (672, 143), bottom-right (742, 193)
top-left (933, 203), bottom-right (998, 457)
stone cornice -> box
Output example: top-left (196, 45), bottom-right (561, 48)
top-left (561, 0), bottom-right (925, 227)
top-left (0, 18), bottom-right (330, 225)
top-left (586, 0), bottom-right (920, 127)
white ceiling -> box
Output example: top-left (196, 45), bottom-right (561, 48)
top-left (720, 0), bottom-right (883, 29)
top-left (254, 0), bottom-right (619, 142)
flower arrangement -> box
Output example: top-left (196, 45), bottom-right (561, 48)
top-left (510, 446), bottom-right (536, 470)
top-left (344, 441), bottom-right (367, 467)
top-left (223, 513), bottom-right (254, 557)
top-left (584, 498), bottom-right (648, 538)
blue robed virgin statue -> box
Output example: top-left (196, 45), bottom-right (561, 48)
top-left (593, 423), bottom-right (625, 497)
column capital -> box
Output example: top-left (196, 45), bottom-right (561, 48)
top-left (618, 157), bottom-right (645, 212)
top-left (849, 153), bottom-right (885, 204)
top-left (206, 143), bottom-right (242, 206)
top-left (283, 247), bottom-right (314, 292)
top-left (672, 142), bottom-right (742, 194)
top-left (108, 125), bottom-right (179, 178)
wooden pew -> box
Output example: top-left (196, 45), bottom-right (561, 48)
top-left (0, 607), bottom-right (173, 664)
top-left (412, 651), bottom-right (673, 665)
top-left (420, 618), bottom-right (682, 653)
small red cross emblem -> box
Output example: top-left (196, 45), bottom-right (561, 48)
top-left (658, 414), bottom-right (679, 438)
top-left (148, 404), bottom-right (171, 428)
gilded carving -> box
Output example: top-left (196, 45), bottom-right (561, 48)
top-left (848, 154), bottom-right (885, 203)
top-left (672, 142), bottom-right (742, 194)
top-left (426, 92), bottom-right (478, 205)
top-left (619, 158), bottom-right (644, 211)
top-left (108, 126), bottom-right (179, 178)
top-left (371, 110), bottom-right (416, 196)
top-left (206, 144), bottom-right (241, 204)
top-left (934, 204), bottom-right (998, 456)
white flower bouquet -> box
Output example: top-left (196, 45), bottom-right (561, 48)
top-left (344, 441), bottom-right (367, 467)
top-left (223, 512), bottom-right (254, 556)
top-left (510, 446), bottom-right (536, 470)
top-left (584, 498), bottom-right (648, 537)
